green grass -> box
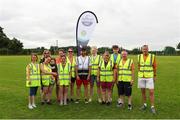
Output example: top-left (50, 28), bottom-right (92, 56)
top-left (0, 55), bottom-right (180, 119)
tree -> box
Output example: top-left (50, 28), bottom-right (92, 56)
top-left (177, 42), bottom-right (180, 50)
top-left (164, 46), bottom-right (176, 55)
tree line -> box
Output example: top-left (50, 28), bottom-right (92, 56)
top-left (0, 26), bottom-right (179, 55)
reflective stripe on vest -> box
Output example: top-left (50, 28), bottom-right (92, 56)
top-left (138, 54), bottom-right (154, 78)
top-left (58, 63), bottom-right (70, 83)
top-left (41, 64), bottom-right (52, 86)
top-left (26, 63), bottom-right (41, 87)
top-left (100, 60), bottom-right (113, 82)
top-left (118, 59), bottom-right (132, 82)
top-left (91, 55), bottom-right (101, 76)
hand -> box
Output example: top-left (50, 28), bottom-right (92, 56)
top-left (87, 75), bottom-right (90, 81)
top-left (130, 80), bottom-right (134, 85)
top-left (153, 76), bottom-right (156, 82)
top-left (76, 75), bottom-right (80, 80)
top-left (97, 77), bottom-right (100, 82)
top-left (52, 72), bottom-right (57, 76)
top-left (28, 81), bottom-right (31, 85)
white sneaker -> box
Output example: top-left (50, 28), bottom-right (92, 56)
top-left (28, 104), bottom-right (33, 109)
top-left (32, 104), bottom-right (37, 108)
top-left (60, 101), bottom-right (63, 106)
top-left (98, 98), bottom-right (102, 103)
top-left (64, 102), bottom-right (67, 105)
top-left (88, 98), bottom-right (92, 102)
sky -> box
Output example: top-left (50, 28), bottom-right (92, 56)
top-left (0, 0), bottom-right (180, 50)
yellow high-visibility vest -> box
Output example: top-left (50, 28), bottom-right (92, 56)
top-left (67, 56), bottom-right (76, 78)
top-left (41, 64), bottom-right (52, 86)
top-left (117, 59), bottom-right (133, 82)
top-left (58, 62), bottom-right (71, 86)
top-left (90, 55), bottom-right (101, 76)
top-left (100, 60), bottom-right (114, 82)
top-left (138, 53), bottom-right (155, 78)
top-left (26, 63), bottom-right (41, 87)
top-left (110, 53), bottom-right (121, 64)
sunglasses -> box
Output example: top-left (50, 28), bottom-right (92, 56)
top-left (68, 51), bottom-right (73, 52)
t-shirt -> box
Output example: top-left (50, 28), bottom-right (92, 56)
top-left (56, 57), bottom-right (62, 64)
top-left (113, 53), bottom-right (118, 63)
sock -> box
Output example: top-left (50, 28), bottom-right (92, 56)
top-left (119, 99), bottom-right (124, 104)
top-left (144, 103), bottom-right (147, 107)
top-left (151, 106), bottom-right (154, 108)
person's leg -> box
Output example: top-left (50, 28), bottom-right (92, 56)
top-left (59, 86), bottom-right (63, 105)
top-left (28, 87), bottom-right (33, 109)
top-left (84, 85), bottom-right (88, 100)
top-left (47, 85), bottom-right (54, 103)
top-left (96, 79), bottom-right (101, 102)
top-left (117, 81), bottom-right (125, 104)
top-left (75, 79), bottom-right (82, 103)
top-left (70, 78), bottom-right (75, 101)
top-left (149, 89), bottom-right (154, 106)
top-left (56, 81), bottom-right (60, 102)
top-left (32, 87), bottom-right (38, 107)
top-left (101, 82), bottom-right (106, 104)
top-left (89, 76), bottom-right (94, 102)
top-left (141, 88), bottom-right (146, 104)
top-left (83, 79), bottom-right (89, 103)
top-left (64, 86), bottom-right (69, 105)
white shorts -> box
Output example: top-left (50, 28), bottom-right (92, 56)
top-left (138, 78), bottom-right (154, 89)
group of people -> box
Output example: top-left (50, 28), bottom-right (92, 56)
top-left (26, 44), bottom-right (157, 114)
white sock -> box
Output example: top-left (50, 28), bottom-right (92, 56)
top-left (144, 103), bottom-right (147, 107)
top-left (151, 106), bottom-right (154, 108)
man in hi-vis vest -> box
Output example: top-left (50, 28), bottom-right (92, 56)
top-left (138, 45), bottom-right (157, 114)
top-left (116, 50), bottom-right (135, 110)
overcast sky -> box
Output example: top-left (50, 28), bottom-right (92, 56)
top-left (0, 0), bottom-right (180, 50)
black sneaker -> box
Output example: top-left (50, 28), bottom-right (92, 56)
top-left (85, 99), bottom-right (89, 104)
top-left (117, 103), bottom-right (123, 108)
top-left (75, 99), bottom-right (80, 104)
top-left (106, 101), bottom-right (111, 106)
top-left (70, 98), bottom-right (74, 102)
top-left (140, 104), bottom-right (147, 111)
top-left (128, 104), bottom-right (132, 110)
top-left (101, 101), bottom-right (106, 105)
top-left (47, 101), bottom-right (52, 105)
top-left (67, 98), bottom-right (69, 103)
top-left (41, 101), bottom-right (45, 105)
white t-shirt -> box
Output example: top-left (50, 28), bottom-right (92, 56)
top-left (77, 56), bottom-right (91, 70)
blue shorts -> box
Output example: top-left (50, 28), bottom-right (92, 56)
top-left (29, 87), bottom-right (38, 96)
top-left (90, 75), bottom-right (100, 87)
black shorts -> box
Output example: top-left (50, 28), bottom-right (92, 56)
top-left (71, 77), bottom-right (76, 83)
top-left (117, 81), bottom-right (132, 96)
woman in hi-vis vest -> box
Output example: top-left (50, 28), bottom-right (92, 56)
top-left (26, 53), bottom-right (41, 109)
top-left (97, 51), bottom-right (116, 105)
top-left (40, 56), bottom-right (57, 105)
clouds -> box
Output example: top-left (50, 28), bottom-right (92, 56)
top-left (0, 0), bottom-right (179, 50)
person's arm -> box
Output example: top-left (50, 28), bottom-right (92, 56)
top-left (131, 62), bottom-right (135, 85)
top-left (87, 57), bottom-right (91, 80)
top-left (97, 67), bottom-right (100, 82)
top-left (40, 64), bottom-right (56, 76)
top-left (75, 64), bottom-right (80, 80)
top-left (153, 56), bottom-right (157, 81)
top-left (114, 64), bottom-right (118, 84)
top-left (26, 65), bottom-right (31, 85)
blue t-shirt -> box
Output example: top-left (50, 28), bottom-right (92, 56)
top-left (113, 53), bottom-right (118, 63)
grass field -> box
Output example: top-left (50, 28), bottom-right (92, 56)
top-left (0, 55), bottom-right (180, 119)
